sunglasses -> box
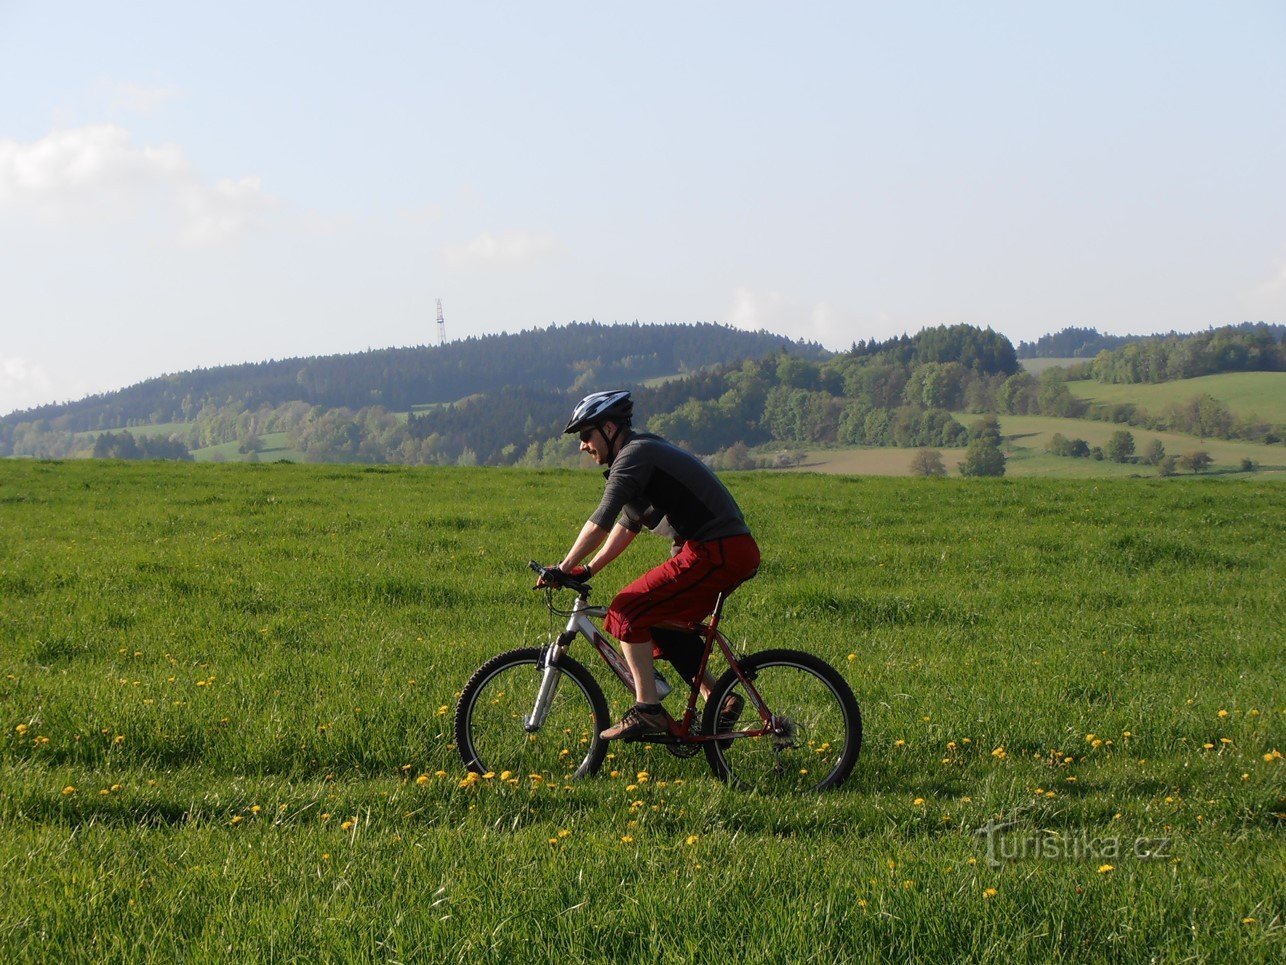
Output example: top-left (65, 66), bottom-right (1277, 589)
top-left (578, 427), bottom-right (597, 443)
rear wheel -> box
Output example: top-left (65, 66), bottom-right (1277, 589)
top-left (703, 649), bottom-right (861, 792)
top-left (455, 647), bottom-right (610, 780)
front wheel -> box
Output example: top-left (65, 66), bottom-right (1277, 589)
top-left (455, 647), bottom-right (611, 779)
top-left (703, 649), bottom-right (861, 792)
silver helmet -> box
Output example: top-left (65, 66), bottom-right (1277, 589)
top-left (564, 390), bottom-right (633, 435)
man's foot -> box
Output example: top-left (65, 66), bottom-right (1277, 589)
top-left (717, 692), bottom-right (745, 735)
top-left (600, 703), bottom-right (668, 741)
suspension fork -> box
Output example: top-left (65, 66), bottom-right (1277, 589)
top-left (524, 629), bottom-right (576, 732)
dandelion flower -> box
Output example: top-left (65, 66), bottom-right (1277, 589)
top-left (620, 835), bottom-right (634, 843)
top-left (15, 724), bottom-right (28, 735)
top-left (913, 798), bottom-right (925, 806)
top-left (230, 815), bottom-right (243, 825)
top-left (1098, 864), bottom-right (1114, 873)
top-left (685, 835), bottom-right (699, 846)
top-left (416, 775), bottom-right (429, 786)
top-left (1218, 710), bottom-right (1229, 718)
top-left (61, 786), bottom-right (77, 795)
top-left (983, 888), bottom-right (997, 898)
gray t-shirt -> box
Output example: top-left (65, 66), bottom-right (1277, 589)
top-left (589, 432), bottom-right (751, 545)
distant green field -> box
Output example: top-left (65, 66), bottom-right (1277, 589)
top-left (1067, 372), bottom-right (1286, 424)
top-left (1019, 357), bottom-right (1083, 375)
top-left (191, 431), bottom-right (304, 463)
top-left (1, 461), bottom-right (1282, 960)
top-left (789, 413), bottom-right (1284, 478)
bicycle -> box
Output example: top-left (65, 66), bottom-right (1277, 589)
top-left (454, 561), bottom-right (862, 792)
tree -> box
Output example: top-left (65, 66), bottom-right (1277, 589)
top-left (958, 439), bottom-right (1006, 477)
top-left (969, 415), bottom-right (1002, 446)
top-left (1142, 439), bottom-right (1165, 466)
top-left (1179, 451), bottom-right (1213, 473)
top-left (909, 448), bottom-right (947, 477)
top-left (1106, 430), bottom-right (1136, 463)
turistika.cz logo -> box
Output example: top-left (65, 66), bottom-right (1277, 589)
top-left (974, 819), bottom-right (1172, 869)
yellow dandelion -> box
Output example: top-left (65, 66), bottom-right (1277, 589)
top-left (857, 899), bottom-right (868, 908)
top-left (983, 888), bottom-right (997, 898)
top-left (685, 835), bottom-right (699, 846)
top-left (1242, 917), bottom-right (1255, 925)
top-left (341, 819), bottom-right (355, 831)
top-left (913, 797), bottom-right (925, 806)
top-left (1218, 709), bottom-right (1228, 718)
top-left (620, 835), bottom-right (634, 843)
top-left (416, 774), bottom-right (429, 786)
top-left (230, 815), bottom-right (243, 825)
top-left (847, 653), bottom-right (856, 662)
top-left (557, 829), bottom-right (571, 838)
top-left (15, 724), bottom-right (28, 735)
top-left (61, 785), bottom-right (77, 795)
top-left (1097, 864), bottom-right (1114, 874)
top-left (435, 770), bottom-right (447, 778)
top-left (250, 805), bottom-right (262, 814)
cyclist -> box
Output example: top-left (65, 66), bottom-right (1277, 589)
top-left (541, 389), bottom-right (760, 741)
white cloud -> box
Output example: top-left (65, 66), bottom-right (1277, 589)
top-left (0, 125), bottom-right (278, 245)
top-left (0, 356), bottom-right (59, 416)
top-left (439, 229), bottom-right (559, 268)
top-left (727, 287), bottom-right (900, 350)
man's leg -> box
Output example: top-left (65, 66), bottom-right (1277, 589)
top-left (621, 638), bottom-right (660, 703)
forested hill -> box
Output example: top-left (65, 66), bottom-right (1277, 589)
top-left (1018, 322), bottom-right (1286, 359)
top-left (2, 322), bottom-right (827, 431)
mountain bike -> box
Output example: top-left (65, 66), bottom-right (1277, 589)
top-left (454, 561), bottom-right (861, 792)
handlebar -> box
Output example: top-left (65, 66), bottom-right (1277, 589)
top-left (528, 560), bottom-right (592, 597)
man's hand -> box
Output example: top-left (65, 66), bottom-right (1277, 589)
top-left (535, 563), bottom-right (591, 588)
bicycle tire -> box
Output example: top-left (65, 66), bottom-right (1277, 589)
top-left (702, 648), bottom-right (861, 792)
top-left (455, 647), bottom-right (611, 780)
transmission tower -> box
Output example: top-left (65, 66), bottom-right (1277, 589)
top-left (435, 299), bottom-right (446, 345)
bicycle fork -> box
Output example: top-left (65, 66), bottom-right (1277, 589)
top-left (525, 631), bottom-right (575, 732)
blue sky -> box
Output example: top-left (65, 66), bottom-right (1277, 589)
top-left (2, 1), bottom-right (1283, 415)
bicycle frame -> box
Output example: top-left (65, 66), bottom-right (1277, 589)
top-left (529, 588), bottom-right (773, 744)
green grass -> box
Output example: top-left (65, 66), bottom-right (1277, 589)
top-left (1, 461), bottom-right (1283, 961)
top-left (191, 431), bottom-right (305, 463)
top-left (1066, 372), bottom-right (1286, 425)
top-left (1020, 357), bottom-right (1084, 375)
top-left (789, 413), bottom-right (1284, 478)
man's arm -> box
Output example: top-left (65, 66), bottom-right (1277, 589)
top-left (586, 521), bottom-right (636, 575)
top-left (558, 519), bottom-right (609, 572)
top-left (558, 520), bottom-right (636, 574)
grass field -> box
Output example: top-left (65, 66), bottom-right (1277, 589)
top-left (2, 461), bottom-right (1283, 960)
top-left (787, 413), bottom-right (1285, 479)
top-left (1066, 372), bottom-right (1286, 425)
top-left (1020, 357), bottom-right (1084, 375)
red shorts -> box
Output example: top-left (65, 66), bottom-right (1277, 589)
top-left (605, 534), bottom-right (760, 645)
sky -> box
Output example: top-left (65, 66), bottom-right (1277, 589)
top-left (1, 1), bottom-right (1284, 416)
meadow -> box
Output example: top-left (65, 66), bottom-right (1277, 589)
top-left (1065, 372), bottom-right (1286, 426)
top-left (1, 460), bottom-right (1282, 962)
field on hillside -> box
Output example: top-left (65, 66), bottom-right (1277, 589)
top-left (789, 413), bottom-right (1285, 478)
top-left (1, 462), bottom-right (1283, 961)
top-left (1066, 372), bottom-right (1286, 424)
top-left (1020, 357), bottom-right (1083, 375)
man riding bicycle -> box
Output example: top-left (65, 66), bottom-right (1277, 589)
top-left (540, 390), bottom-right (760, 741)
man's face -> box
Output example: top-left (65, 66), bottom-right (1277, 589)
top-left (579, 421), bottom-right (615, 464)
